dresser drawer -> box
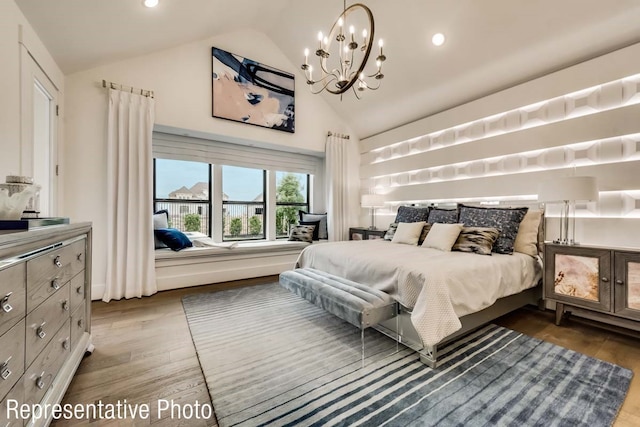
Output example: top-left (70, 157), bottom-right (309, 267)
top-left (23, 319), bottom-right (70, 407)
top-left (69, 271), bottom-right (85, 314)
top-left (0, 379), bottom-right (25, 427)
top-left (26, 239), bottom-right (85, 313)
top-left (0, 263), bottom-right (26, 337)
top-left (0, 319), bottom-right (25, 402)
top-left (25, 283), bottom-right (70, 367)
top-left (70, 302), bottom-right (86, 352)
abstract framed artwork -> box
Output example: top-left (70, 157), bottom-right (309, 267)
top-left (212, 47), bottom-right (295, 133)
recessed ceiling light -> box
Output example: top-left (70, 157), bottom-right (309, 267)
top-left (432, 33), bottom-right (445, 46)
top-left (143, 0), bottom-right (159, 8)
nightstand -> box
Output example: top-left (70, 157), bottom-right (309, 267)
top-left (349, 227), bottom-right (386, 241)
top-left (544, 242), bottom-right (640, 332)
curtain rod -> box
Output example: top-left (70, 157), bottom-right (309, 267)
top-left (327, 131), bottom-right (350, 140)
top-left (102, 80), bottom-right (154, 98)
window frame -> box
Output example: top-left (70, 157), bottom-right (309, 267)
top-left (275, 173), bottom-right (311, 239)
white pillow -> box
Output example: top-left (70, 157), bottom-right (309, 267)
top-left (391, 221), bottom-right (426, 245)
top-left (421, 223), bottom-right (464, 251)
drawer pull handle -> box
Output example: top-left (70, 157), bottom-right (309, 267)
top-left (616, 279), bottom-right (624, 286)
top-left (54, 255), bottom-right (62, 268)
top-left (76, 286), bottom-right (83, 295)
top-left (0, 356), bottom-right (11, 380)
top-left (601, 277), bottom-right (609, 283)
top-left (62, 300), bottom-right (70, 311)
top-left (77, 253), bottom-right (83, 261)
top-left (36, 372), bottom-right (46, 389)
top-left (63, 338), bottom-right (70, 350)
top-left (78, 319), bottom-right (84, 328)
top-left (1, 292), bottom-right (12, 313)
top-left (36, 322), bottom-right (47, 340)
top-left (52, 279), bottom-right (61, 291)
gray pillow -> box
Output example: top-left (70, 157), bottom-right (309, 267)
top-left (299, 211), bottom-right (327, 239)
top-left (153, 210), bottom-right (169, 249)
top-left (457, 204), bottom-right (528, 255)
top-left (394, 206), bottom-right (430, 223)
top-left (427, 208), bottom-right (458, 224)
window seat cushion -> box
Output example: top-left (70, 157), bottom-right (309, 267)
top-left (155, 239), bottom-right (310, 261)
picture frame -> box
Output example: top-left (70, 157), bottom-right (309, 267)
top-left (212, 47), bottom-right (295, 133)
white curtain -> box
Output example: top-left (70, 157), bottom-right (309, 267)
top-left (325, 133), bottom-right (350, 241)
top-left (103, 89), bottom-right (157, 302)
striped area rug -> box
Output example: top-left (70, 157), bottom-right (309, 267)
top-left (182, 283), bottom-right (632, 427)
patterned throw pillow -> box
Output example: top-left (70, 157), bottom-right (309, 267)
top-left (288, 225), bottom-right (315, 243)
top-left (394, 206), bottom-right (430, 223)
top-left (383, 223), bottom-right (398, 240)
top-left (418, 223), bottom-right (432, 246)
top-left (452, 227), bottom-right (501, 256)
top-left (427, 208), bottom-right (458, 224)
top-left (299, 220), bottom-right (320, 240)
top-left (457, 204), bottom-right (528, 255)
top-left (299, 211), bottom-right (328, 239)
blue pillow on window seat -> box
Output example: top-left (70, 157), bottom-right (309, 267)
top-left (154, 228), bottom-right (193, 251)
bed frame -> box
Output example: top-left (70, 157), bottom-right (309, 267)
top-left (374, 282), bottom-right (543, 368)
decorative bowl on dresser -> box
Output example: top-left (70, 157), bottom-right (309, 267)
top-left (544, 242), bottom-right (640, 332)
top-left (0, 222), bottom-right (92, 426)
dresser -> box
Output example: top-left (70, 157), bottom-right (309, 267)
top-left (0, 223), bottom-right (92, 426)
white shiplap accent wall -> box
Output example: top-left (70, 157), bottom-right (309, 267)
top-left (360, 43), bottom-right (640, 247)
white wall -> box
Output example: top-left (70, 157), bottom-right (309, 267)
top-left (360, 43), bottom-right (640, 248)
top-left (0, 1), bottom-right (63, 180)
top-left (63, 29), bottom-right (358, 296)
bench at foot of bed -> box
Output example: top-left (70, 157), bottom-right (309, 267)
top-left (279, 268), bottom-right (398, 366)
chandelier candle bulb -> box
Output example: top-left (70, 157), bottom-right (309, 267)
top-left (350, 26), bottom-right (355, 42)
top-left (304, 48), bottom-right (309, 65)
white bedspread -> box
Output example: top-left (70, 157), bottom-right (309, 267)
top-left (296, 240), bottom-right (542, 347)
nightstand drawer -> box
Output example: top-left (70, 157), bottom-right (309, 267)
top-left (0, 319), bottom-right (25, 402)
top-left (25, 283), bottom-right (70, 367)
top-left (69, 271), bottom-right (86, 314)
top-left (26, 239), bottom-right (85, 313)
top-left (0, 263), bottom-right (26, 337)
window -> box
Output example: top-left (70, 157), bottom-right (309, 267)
top-left (275, 172), bottom-right (309, 239)
top-left (222, 166), bottom-right (266, 241)
top-left (154, 159), bottom-right (211, 235)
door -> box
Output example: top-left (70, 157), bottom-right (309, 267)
top-left (21, 47), bottom-right (59, 217)
top-left (614, 251), bottom-right (640, 321)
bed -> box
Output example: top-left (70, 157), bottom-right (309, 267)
top-left (294, 209), bottom-right (544, 367)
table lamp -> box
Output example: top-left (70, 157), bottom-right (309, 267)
top-left (361, 194), bottom-right (385, 230)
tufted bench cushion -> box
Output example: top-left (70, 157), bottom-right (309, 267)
top-left (279, 268), bottom-right (397, 329)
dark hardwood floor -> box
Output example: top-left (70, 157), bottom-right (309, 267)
top-left (51, 277), bottom-right (639, 426)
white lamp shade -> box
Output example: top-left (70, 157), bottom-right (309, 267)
top-left (361, 194), bottom-right (385, 208)
top-left (538, 176), bottom-right (598, 202)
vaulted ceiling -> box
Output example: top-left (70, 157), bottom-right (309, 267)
top-left (15, 0), bottom-right (640, 139)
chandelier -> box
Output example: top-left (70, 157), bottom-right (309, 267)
top-left (301, 1), bottom-right (386, 99)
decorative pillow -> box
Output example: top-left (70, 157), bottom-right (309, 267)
top-left (391, 221), bottom-right (426, 245)
top-left (153, 210), bottom-right (169, 249)
top-left (452, 227), bottom-right (501, 256)
top-left (154, 228), bottom-right (193, 251)
top-left (383, 223), bottom-right (398, 241)
top-left (299, 220), bottom-right (320, 241)
top-left (394, 206), bottom-right (430, 223)
top-left (514, 209), bottom-right (543, 257)
top-left (421, 223), bottom-right (464, 251)
top-left (288, 224), bottom-right (315, 243)
top-left (427, 208), bottom-right (458, 224)
top-left (299, 211), bottom-right (328, 239)
top-left (457, 204), bottom-right (528, 255)
top-left (418, 223), bottom-right (433, 246)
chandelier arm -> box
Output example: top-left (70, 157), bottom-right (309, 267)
top-left (308, 77), bottom-right (339, 94)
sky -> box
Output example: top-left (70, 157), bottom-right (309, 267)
top-left (155, 159), bottom-right (305, 200)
